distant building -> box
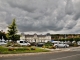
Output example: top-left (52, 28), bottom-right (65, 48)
top-left (51, 34), bottom-right (80, 40)
top-left (20, 33), bottom-right (51, 43)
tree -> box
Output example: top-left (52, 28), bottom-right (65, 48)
top-left (0, 31), bottom-right (2, 40)
top-left (2, 32), bottom-right (7, 40)
top-left (7, 18), bottom-right (18, 42)
top-left (0, 30), bottom-right (5, 40)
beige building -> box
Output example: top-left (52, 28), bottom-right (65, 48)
top-left (20, 33), bottom-right (51, 43)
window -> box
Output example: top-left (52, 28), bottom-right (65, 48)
top-left (24, 41), bottom-right (27, 43)
top-left (20, 41), bottom-right (23, 43)
top-left (4, 41), bottom-right (6, 43)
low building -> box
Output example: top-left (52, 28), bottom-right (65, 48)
top-left (20, 33), bottom-right (51, 43)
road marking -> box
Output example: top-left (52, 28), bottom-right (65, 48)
top-left (51, 54), bottom-right (80, 60)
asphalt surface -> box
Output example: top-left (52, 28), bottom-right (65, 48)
top-left (0, 47), bottom-right (80, 60)
top-left (0, 51), bottom-right (80, 60)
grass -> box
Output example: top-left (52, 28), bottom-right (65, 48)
top-left (0, 46), bottom-right (49, 54)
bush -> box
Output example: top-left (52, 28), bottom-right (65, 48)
top-left (31, 48), bottom-right (36, 50)
top-left (43, 41), bottom-right (53, 49)
top-left (45, 41), bottom-right (53, 46)
top-left (47, 46), bottom-right (56, 49)
top-left (73, 42), bottom-right (78, 47)
top-left (52, 46), bottom-right (56, 49)
top-left (8, 48), bottom-right (14, 51)
top-left (12, 43), bottom-right (21, 47)
top-left (69, 42), bottom-right (78, 47)
top-left (30, 42), bottom-right (36, 46)
top-left (42, 45), bottom-right (45, 48)
top-left (26, 48), bottom-right (30, 50)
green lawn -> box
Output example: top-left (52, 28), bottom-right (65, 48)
top-left (0, 46), bottom-right (49, 54)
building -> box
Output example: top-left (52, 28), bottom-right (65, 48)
top-left (20, 33), bottom-right (51, 43)
top-left (51, 34), bottom-right (80, 40)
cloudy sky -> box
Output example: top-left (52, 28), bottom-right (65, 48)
top-left (0, 0), bottom-right (80, 34)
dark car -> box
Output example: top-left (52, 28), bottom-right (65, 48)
top-left (37, 42), bottom-right (45, 47)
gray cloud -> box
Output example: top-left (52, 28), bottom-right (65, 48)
top-left (73, 12), bottom-right (80, 20)
top-left (0, 0), bottom-right (80, 34)
top-left (65, 0), bottom-right (74, 15)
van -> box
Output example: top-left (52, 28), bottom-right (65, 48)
top-left (17, 40), bottom-right (30, 46)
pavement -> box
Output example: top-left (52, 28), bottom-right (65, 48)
top-left (0, 46), bottom-right (80, 57)
top-left (1, 50), bottom-right (80, 60)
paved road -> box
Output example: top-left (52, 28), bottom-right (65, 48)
top-left (0, 47), bottom-right (80, 60)
top-left (0, 51), bottom-right (80, 60)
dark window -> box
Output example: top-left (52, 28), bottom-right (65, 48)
top-left (24, 41), bottom-right (27, 43)
top-left (20, 41), bottom-right (23, 43)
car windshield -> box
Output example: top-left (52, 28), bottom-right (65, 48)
top-left (59, 42), bottom-right (63, 44)
top-left (0, 41), bottom-right (6, 43)
top-left (24, 41), bottom-right (27, 43)
top-left (20, 41), bottom-right (23, 43)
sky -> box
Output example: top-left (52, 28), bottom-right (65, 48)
top-left (0, 0), bottom-right (80, 34)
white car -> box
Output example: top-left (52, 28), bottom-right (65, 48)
top-left (53, 42), bottom-right (69, 48)
top-left (0, 40), bottom-right (7, 45)
top-left (77, 41), bottom-right (80, 46)
top-left (17, 40), bottom-right (31, 46)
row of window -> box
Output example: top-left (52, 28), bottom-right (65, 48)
top-left (27, 40), bottom-right (50, 42)
top-left (25, 37), bottom-right (51, 39)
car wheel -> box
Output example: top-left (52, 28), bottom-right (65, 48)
top-left (55, 45), bottom-right (58, 48)
top-left (64, 46), bottom-right (67, 48)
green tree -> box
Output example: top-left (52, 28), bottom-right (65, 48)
top-left (0, 30), bottom-right (6, 40)
top-left (2, 32), bottom-right (7, 40)
top-left (7, 18), bottom-right (18, 42)
top-left (0, 31), bottom-right (2, 40)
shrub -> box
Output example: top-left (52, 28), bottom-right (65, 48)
top-left (52, 46), bottom-right (56, 49)
top-left (43, 41), bottom-right (53, 49)
top-left (73, 42), bottom-right (78, 47)
top-left (45, 41), bottom-right (53, 46)
top-left (48, 46), bottom-right (52, 49)
top-left (31, 48), bottom-right (36, 50)
top-left (26, 48), bottom-right (30, 50)
top-left (8, 48), bottom-right (14, 51)
top-left (30, 42), bottom-right (36, 46)
top-left (42, 45), bottom-right (45, 48)
top-left (12, 43), bottom-right (21, 47)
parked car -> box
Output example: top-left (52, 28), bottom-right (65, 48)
top-left (77, 41), bottom-right (80, 46)
top-left (51, 41), bottom-right (60, 44)
top-left (53, 42), bottom-right (69, 48)
top-left (0, 39), bottom-right (7, 45)
top-left (17, 40), bottom-right (31, 46)
top-left (37, 42), bottom-right (45, 47)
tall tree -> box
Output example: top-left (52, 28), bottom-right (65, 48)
top-left (0, 31), bottom-right (2, 40)
top-left (0, 30), bottom-right (4, 40)
top-left (7, 18), bottom-right (18, 42)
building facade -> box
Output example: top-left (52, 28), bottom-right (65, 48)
top-left (20, 33), bottom-right (51, 43)
top-left (51, 34), bottom-right (80, 40)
